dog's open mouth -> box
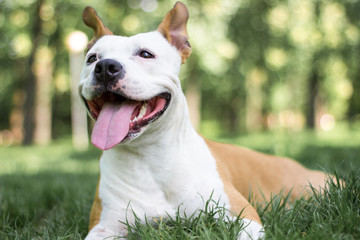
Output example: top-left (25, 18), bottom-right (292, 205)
top-left (85, 92), bottom-right (171, 150)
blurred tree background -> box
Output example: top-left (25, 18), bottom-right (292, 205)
top-left (0, 0), bottom-right (359, 147)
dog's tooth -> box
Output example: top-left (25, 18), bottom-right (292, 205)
top-left (137, 102), bottom-right (148, 119)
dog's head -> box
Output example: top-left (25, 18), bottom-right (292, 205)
top-left (79, 2), bottom-right (191, 150)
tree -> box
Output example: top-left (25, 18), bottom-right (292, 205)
top-left (22, 0), bottom-right (45, 145)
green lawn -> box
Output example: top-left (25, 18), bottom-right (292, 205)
top-left (1, 129), bottom-right (359, 239)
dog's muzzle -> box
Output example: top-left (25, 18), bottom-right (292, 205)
top-left (81, 60), bottom-right (171, 150)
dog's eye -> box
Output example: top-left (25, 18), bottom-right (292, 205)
top-left (139, 50), bottom-right (155, 59)
top-left (87, 54), bottom-right (98, 64)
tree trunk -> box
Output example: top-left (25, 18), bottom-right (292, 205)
top-left (246, 73), bottom-right (263, 132)
top-left (185, 78), bottom-right (201, 130)
top-left (228, 96), bottom-right (242, 135)
top-left (69, 50), bottom-right (89, 150)
top-left (34, 47), bottom-right (53, 145)
top-left (306, 67), bottom-right (319, 129)
top-left (348, 69), bottom-right (360, 122)
top-left (22, 0), bottom-right (44, 145)
top-left (305, 2), bottom-right (322, 130)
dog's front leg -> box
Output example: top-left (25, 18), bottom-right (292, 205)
top-left (222, 183), bottom-right (264, 240)
top-left (85, 206), bottom-right (131, 240)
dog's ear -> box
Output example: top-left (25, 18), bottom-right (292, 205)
top-left (82, 6), bottom-right (113, 51)
top-left (158, 2), bottom-right (191, 64)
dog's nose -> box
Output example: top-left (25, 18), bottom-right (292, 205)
top-left (94, 59), bottom-right (125, 83)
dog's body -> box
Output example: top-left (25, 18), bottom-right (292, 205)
top-left (79, 3), bottom-right (329, 239)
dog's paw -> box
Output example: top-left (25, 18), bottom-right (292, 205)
top-left (85, 225), bottom-right (127, 240)
top-left (237, 218), bottom-right (264, 240)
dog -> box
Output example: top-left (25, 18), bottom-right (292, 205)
top-left (79, 2), bottom-right (330, 239)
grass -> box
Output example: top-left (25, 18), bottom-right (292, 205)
top-left (259, 174), bottom-right (360, 239)
top-left (124, 197), bottom-right (247, 240)
top-left (1, 130), bottom-right (359, 239)
top-left (0, 173), bottom-right (95, 239)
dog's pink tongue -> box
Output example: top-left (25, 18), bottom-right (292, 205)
top-left (91, 102), bottom-right (137, 150)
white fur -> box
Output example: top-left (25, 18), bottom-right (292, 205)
top-left (239, 219), bottom-right (264, 240)
top-left (80, 31), bottom-right (263, 240)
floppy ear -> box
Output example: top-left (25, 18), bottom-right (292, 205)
top-left (82, 6), bottom-right (113, 51)
top-left (157, 2), bottom-right (191, 64)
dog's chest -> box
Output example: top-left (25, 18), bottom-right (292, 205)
top-left (97, 139), bottom-right (229, 219)
top-left (99, 157), bottom-right (175, 219)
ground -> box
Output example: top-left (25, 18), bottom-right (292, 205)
top-left (1, 127), bottom-right (359, 239)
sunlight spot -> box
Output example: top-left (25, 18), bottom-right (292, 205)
top-left (10, 10), bottom-right (29, 27)
top-left (40, 3), bottom-right (54, 21)
top-left (201, 51), bottom-right (227, 75)
top-left (290, 27), bottom-right (311, 47)
top-left (336, 80), bottom-right (353, 99)
top-left (265, 47), bottom-right (288, 69)
top-left (141, 0), bottom-right (158, 12)
top-left (11, 33), bottom-right (32, 57)
top-left (122, 15), bottom-right (140, 33)
top-left (267, 4), bottom-right (289, 33)
top-left (216, 41), bottom-right (238, 59)
top-left (204, 2), bottom-right (222, 16)
top-left (291, 0), bottom-right (313, 20)
top-left (320, 114), bottom-right (335, 132)
top-left (55, 72), bottom-right (70, 92)
top-left (247, 68), bottom-right (267, 86)
top-left (322, 2), bottom-right (345, 32)
top-left (66, 31), bottom-right (88, 53)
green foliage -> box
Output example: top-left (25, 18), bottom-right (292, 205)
top-left (1, 0), bottom-right (360, 137)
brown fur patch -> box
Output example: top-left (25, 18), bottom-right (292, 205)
top-left (89, 176), bottom-right (102, 230)
top-left (205, 138), bottom-right (328, 223)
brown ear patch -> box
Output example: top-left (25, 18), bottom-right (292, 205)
top-left (82, 6), bottom-right (113, 51)
top-left (158, 2), bottom-right (191, 64)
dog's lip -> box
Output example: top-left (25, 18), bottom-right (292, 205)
top-left (84, 91), bottom-right (171, 134)
top-left (128, 93), bottom-right (171, 133)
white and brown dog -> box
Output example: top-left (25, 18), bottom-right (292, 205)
top-left (79, 2), bottom-right (329, 239)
